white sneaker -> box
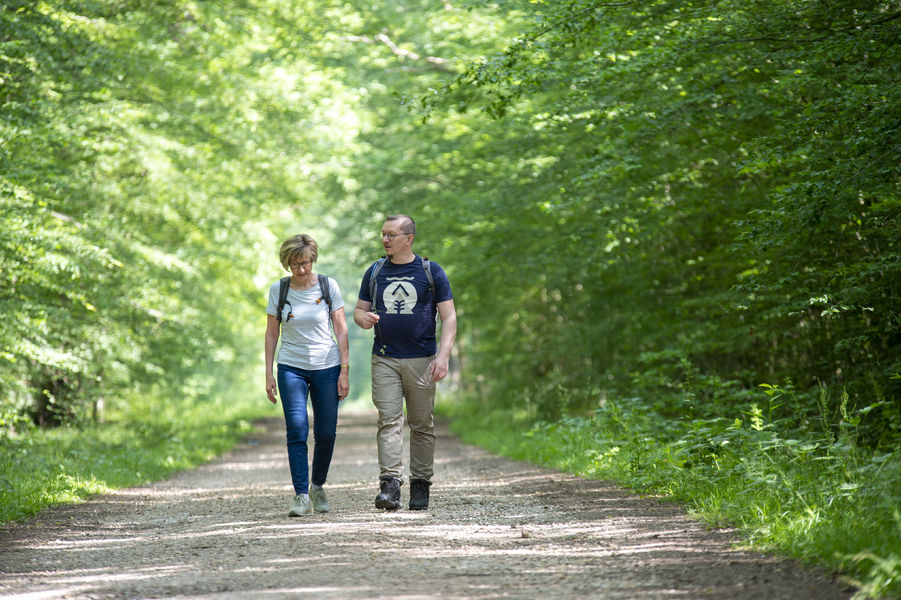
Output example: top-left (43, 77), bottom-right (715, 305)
top-left (288, 494), bottom-right (313, 517)
top-left (310, 484), bottom-right (330, 513)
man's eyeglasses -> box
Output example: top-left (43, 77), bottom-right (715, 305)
top-left (381, 232), bottom-right (412, 241)
top-left (289, 261), bottom-right (313, 270)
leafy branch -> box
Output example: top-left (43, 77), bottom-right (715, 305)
top-left (345, 31), bottom-right (454, 71)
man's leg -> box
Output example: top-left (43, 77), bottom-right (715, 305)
top-left (371, 355), bottom-right (405, 509)
top-left (401, 356), bottom-right (437, 482)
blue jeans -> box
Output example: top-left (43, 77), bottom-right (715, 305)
top-left (276, 364), bottom-right (340, 495)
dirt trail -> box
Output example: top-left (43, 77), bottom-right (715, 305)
top-left (0, 410), bottom-right (855, 599)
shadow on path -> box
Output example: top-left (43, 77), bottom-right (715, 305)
top-left (0, 410), bottom-right (855, 599)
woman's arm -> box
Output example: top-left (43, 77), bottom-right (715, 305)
top-left (332, 307), bottom-right (351, 400)
top-left (264, 314), bottom-right (280, 404)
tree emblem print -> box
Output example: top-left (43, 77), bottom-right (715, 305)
top-left (382, 277), bottom-right (417, 314)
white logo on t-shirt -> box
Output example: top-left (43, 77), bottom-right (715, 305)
top-left (383, 277), bottom-right (417, 314)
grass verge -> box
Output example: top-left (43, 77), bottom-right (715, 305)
top-left (0, 391), bottom-right (270, 524)
top-left (440, 393), bottom-right (900, 599)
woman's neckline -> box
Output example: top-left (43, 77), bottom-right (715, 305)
top-left (289, 277), bottom-right (319, 291)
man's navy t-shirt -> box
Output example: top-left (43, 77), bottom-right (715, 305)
top-left (358, 255), bottom-right (453, 358)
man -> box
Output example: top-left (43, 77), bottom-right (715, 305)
top-left (353, 214), bottom-right (457, 511)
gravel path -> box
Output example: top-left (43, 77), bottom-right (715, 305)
top-left (0, 410), bottom-right (855, 599)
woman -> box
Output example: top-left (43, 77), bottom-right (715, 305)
top-left (265, 234), bottom-right (350, 517)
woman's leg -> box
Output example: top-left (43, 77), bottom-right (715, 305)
top-left (308, 365), bottom-right (340, 487)
top-left (276, 365), bottom-right (310, 495)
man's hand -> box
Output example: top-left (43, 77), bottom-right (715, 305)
top-left (429, 355), bottom-right (450, 382)
top-left (355, 308), bottom-right (380, 330)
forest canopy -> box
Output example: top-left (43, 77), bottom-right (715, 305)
top-left (2, 0), bottom-right (899, 441)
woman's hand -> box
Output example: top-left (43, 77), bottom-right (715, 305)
top-left (266, 373), bottom-right (278, 404)
top-left (338, 370), bottom-right (349, 401)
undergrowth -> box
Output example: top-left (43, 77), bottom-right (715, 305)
top-left (441, 383), bottom-right (900, 599)
top-left (0, 387), bottom-right (268, 524)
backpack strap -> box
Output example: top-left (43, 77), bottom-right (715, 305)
top-left (368, 258), bottom-right (388, 353)
top-left (421, 257), bottom-right (435, 297)
top-left (368, 257), bottom-right (388, 307)
top-left (278, 275), bottom-right (334, 328)
top-left (276, 276), bottom-right (291, 324)
top-left (317, 273), bottom-right (332, 315)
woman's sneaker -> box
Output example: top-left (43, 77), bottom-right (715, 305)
top-left (288, 494), bottom-right (313, 517)
top-left (310, 484), bottom-right (330, 513)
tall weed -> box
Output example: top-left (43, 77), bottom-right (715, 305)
top-left (443, 383), bottom-right (900, 599)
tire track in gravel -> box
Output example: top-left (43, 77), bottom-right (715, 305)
top-left (0, 410), bottom-right (856, 599)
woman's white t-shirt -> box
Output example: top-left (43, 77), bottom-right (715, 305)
top-left (266, 277), bottom-right (344, 370)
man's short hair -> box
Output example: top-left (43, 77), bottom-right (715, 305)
top-left (386, 214), bottom-right (415, 235)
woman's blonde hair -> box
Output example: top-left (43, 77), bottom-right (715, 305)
top-left (279, 234), bottom-right (318, 271)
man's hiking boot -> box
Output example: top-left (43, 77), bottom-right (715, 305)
top-left (374, 476), bottom-right (401, 510)
top-left (409, 478), bottom-right (431, 511)
top-left (310, 484), bottom-right (330, 513)
top-left (288, 494), bottom-right (313, 517)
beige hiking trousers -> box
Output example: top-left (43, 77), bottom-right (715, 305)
top-left (371, 354), bottom-right (436, 481)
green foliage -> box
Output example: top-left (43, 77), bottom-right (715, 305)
top-left (332, 0), bottom-right (901, 446)
top-left (0, 385), bottom-right (264, 523)
top-left (0, 0), bottom-right (343, 430)
top-left (2, 0), bottom-right (898, 593)
top-left (443, 385), bottom-right (901, 599)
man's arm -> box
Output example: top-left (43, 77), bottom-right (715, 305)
top-left (430, 298), bottom-right (457, 382)
top-left (353, 298), bottom-right (380, 329)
